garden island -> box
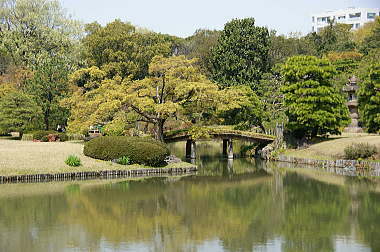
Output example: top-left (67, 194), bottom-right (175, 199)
top-left (0, 0), bottom-right (380, 251)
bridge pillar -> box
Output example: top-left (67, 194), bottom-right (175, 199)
top-left (186, 140), bottom-right (196, 159)
top-left (222, 139), bottom-right (228, 156)
top-left (223, 139), bottom-right (233, 159)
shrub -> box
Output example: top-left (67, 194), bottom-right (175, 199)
top-left (84, 136), bottom-right (170, 167)
top-left (21, 134), bottom-right (34, 141)
top-left (41, 135), bottom-right (49, 142)
top-left (65, 155), bottom-right (81, 167)
top-left (344, 143), bottom-right (378, 160)
top-left (58, 133), bottom-right (68, 142)
top-left (116, 156), bottom-right (130, 165)
top-left (67, 133), bottom-right (85, 141)
top-left (31, 130), bottom-right (57, 141)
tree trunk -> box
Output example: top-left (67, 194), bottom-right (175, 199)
top-left (155, 119), bottom-right (165, 142)
top-left (44, 108), bottom-right (50, 130)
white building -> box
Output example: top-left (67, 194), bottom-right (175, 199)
top-left (311, 7), bottom-right (380, 33)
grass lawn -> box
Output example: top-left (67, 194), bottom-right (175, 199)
top-left (0, 139), bottom-right (194, 176)
top-left (283, 133), bottom-right (380, 160)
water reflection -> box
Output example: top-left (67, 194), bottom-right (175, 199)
top-left (0, 141), bottom-right (379, 251)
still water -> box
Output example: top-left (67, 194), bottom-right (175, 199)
top-left (0, 141), bottom-right (379, 252)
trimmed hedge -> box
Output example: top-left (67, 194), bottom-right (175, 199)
top-left (83, 136), bottom-right (170, 167)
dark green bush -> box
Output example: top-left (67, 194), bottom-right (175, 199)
top-left (84, 136), bottom-right (170, 167)
top-left (344, 143), bottom-right (378, 160)
top-left (41, 135), bottom-right (49, 142)
top-left (58, 133), bottom-right (68, 142)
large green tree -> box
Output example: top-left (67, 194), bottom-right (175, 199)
top-left (281, 56), bottom-right (350, 138)
top-left (358, 63), bottom-right (380, 133)
top-left (63, 56), bottom-right (250, 141)
top-left (0, 90), bottom-right (41, 134)
top-left (210, 18), bottom-right (270, 90)
top-left (25, 57), bottom-right (71, 130)
top-left (0, 0), bottom-right (82, 67)
top-left (82, 20), bottom-right (178, 80)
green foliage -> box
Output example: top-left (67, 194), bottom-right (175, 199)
top-left (258, 71), bottom-right (287, 130)
top-left (82, 19), bottom-right (176, 80)
top-left (83, 136), bottom-right (170, 167)
top-left (102, 112), bottom-right (130, 136)
top-left (182, 29), bottom-right (221, 76)
top-left (28, 130), bottom-right (67, 141)
top-left (41, 135), bottom-right (49, 142)
top-left (30, 130), bottom-right (57, 140)
top-left (281, 56), bottom-right (350, 138)
top-left (359, 17), bottom-right (380, 54)
top-left (307, 22), bottom-right (356, 56)
top-left (357, 62), bottom-right (380, 133)
top-left (219, 86), bottom-right (264, 130)
top-left (65, 155), bottom-right (81, 167)
top-left (344, 143), bottom-right (378, 160)
top-left (58, 133), bottom-right (68, 142)
top-left (0, 90), bottom-right (42, 134)
top-left (116, 156), bottom-right (130, 165)
top-left (210, 18), bottom-right (270, 90)
top-left (0, 0), bottom-right (82, 67)
top-left (25, 56), bottom-right (70, 130)
top-left (268, 31), bottom-right (317, 66)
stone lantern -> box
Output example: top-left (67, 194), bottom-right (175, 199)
top-left (343, 76), bottom-right (363, 133)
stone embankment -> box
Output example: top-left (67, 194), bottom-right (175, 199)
top-left (275, 155), bottom-right (380, 176)
top-left (0, 166), bottom-right (197, 184)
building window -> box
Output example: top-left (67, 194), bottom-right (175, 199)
top-left (338, 15), bottom-right (346, 20)
top-left (349, 12), bottom-right (361, 18)
top-left (312, 26), bottom-right (314, 32)
top-left (312, 16), bottom-right (315, 22)
top-left (367, 13), bottom-right (376, 19)
top-left (355, 23), bottom-right (360, 28)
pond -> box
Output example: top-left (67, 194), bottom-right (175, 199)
top-left (0, 141), bottom-right (379, 251)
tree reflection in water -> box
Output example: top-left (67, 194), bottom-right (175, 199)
top-left (0, 141), bottom-right (378, 251)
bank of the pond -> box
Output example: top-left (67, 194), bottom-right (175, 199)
top-left (273, 133), bottom-right (380, 173)
top-left (0, 139), bottom-right (196, 182)
top-left (282, 133), bottom-right (380, 160)
top-left (274, 155), bottom-right (380, 174)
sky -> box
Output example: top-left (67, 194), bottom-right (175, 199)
top-left (60, 0), bottom-right (379, 37)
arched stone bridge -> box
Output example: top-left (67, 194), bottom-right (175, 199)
top-left (164, 127), bottom-right (275, 159)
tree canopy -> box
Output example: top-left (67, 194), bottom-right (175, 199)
top-left (281, 56), bottom-right (350, 138)
top-left (81, 20), bottom-right (179, 80)
top-left (358, 62), bottom-right (380, 133)
top-left (0, 90), bottom-right (41, 134)
top-left (210, 18), bottom-right (270, 90)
